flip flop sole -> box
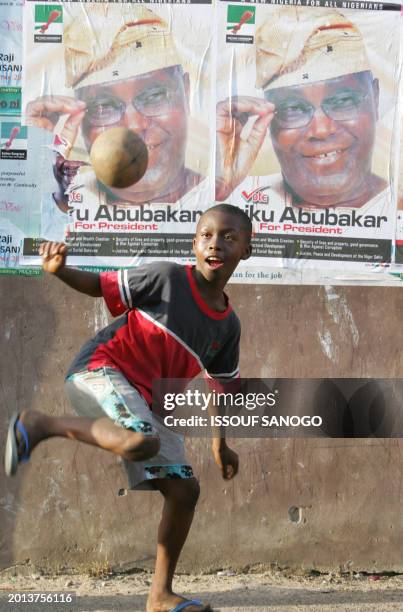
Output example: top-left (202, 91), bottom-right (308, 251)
top-left (4, 412), bottom-right (19, 477)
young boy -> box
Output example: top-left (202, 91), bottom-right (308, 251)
top-left (4, 204), bottom-right (252, 612)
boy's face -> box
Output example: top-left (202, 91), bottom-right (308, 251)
top-left (193, 210), bottom-right (251, 282)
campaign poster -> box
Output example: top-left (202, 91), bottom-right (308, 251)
top-left (0, 0), bottom-right (44, 275)
top-left (21, 0), bottom-right (213, 269)
top-left (215, 1), bottom-right (402, 284)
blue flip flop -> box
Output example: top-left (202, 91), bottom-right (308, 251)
top-left (4, 412), bottom-right (30, 477)
top-left (170, 600), bottom-right (203, 612)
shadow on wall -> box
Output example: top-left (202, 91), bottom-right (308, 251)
top-left (272, 379), bottom-right (403, 438)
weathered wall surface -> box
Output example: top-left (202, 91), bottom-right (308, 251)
top-left (1, 275), bottom-right (403, 573)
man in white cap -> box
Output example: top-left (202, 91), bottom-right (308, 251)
top-left (216, 8), bottom-right (389, 219)
top-left (27, 5), bottom-right (203, 211)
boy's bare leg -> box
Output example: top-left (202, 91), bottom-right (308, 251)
top-left (14, 410), bottom-right (160, 462)
top-left (147, 478), bottom-right (211, 612)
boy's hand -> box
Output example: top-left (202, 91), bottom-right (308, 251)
top-left (39, 241), bottom-right (68, 274)
top-left (212, 442), bottom-right (239, 480)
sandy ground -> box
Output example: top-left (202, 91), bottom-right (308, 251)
top-left (2, 568), bottom-right (403, 611)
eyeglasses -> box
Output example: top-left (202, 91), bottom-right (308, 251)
top-left (267, 90), bottom-right (371, 130)
top-left (84, 83), bottom-right (182, 127)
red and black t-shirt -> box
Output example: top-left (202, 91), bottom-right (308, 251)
top-left (67, 263), bottom-right (240, 406)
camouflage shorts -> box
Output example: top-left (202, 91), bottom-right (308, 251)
top-left (65, 367), bottom-right (194, 490)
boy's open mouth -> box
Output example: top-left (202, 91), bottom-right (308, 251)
top-left (206, 256), bottom-right (224, 269)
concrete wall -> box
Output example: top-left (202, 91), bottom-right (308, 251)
top-left (1, 275), bottom-right (403, 573)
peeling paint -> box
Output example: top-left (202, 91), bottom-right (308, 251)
top-left (93, 300), bottom-right (109, 333)
top-left (37, 473), bottom-right (66, 520)
top-left (0, 493), bottom-right (17, 515)
top-left (343, 302), bottom-right (359, 348)
top-left (324, 286), bottom-right (339, 301)
top-left (318, 328), bottom-right (338, 363)
top-left (260, 365), bottom-right (275, 377)
top-left (324, 286), bottom-right (359, 348)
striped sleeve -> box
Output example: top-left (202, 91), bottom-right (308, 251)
top-left (100, 264), bottom-right (167, 316)
top-left (100, 271), bottom-right (127, 316)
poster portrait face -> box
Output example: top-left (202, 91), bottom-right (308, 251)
top-left (76, 66), bottom-right (191, 202)
top-left (253, 7), bottom-right (392, 210)
top-left (214, 7), bottom-right (398, 212)
top-left (23, 4), bottom-right (208, 207)
top-left (62, 5), bottom-right (205, 205)
top-left (264, 71), bottom-right (380, 209)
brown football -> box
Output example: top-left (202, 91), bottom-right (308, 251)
top-left (90, 127), bottom-right (148, 189)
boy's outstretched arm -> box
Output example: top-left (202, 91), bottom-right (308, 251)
top-left (39, 241), bottom-right (102, 297)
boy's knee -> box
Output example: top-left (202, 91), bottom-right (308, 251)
top-left (122, 433), bottom-right (160, 461)
top-left (169, 478), bottom-right (200, 511)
